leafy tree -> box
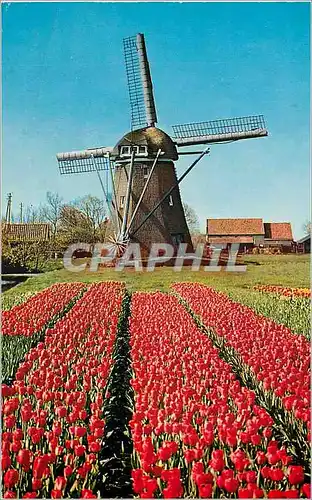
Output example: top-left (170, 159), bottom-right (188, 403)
top-left (3, 241), bottom-right (51, 272)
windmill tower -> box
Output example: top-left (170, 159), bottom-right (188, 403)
top-left (57, 33), bottom-right (268, 256)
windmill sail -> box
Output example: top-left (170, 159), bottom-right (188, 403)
top-left (123, 34), bottom-right (157, 130)
top-left (172, 115), bottom-right (268, 146)
top-left (56, 148), bottom-right (111, 175)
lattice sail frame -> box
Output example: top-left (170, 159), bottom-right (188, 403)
top-left (123, 36), bottom-right (147, 130)
top-left (57, 148), bottom-right (111, 175)
top-left (172, 115), bottom-right (267, 145)
top-left (123, 34), bottom-right (157, 130)
top-left (56, 147), bottom-right (118, 232)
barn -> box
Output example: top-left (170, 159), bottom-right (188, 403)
top-left (263, 222), bottom-right (294, 251)
top-left (206, 218), bottom-right (265, 253)
top-left (206, 218), bottom-right (294, 253)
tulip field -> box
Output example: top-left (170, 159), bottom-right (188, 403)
top-left (1, 280), bottom-right (310, 499)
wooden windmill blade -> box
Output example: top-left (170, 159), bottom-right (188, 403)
top-left (56, 147), bottom-right (112, 175)
top-left (123, 33), bottom-right (158, 130)
top-left (172, 115), bottom-right (268, 147)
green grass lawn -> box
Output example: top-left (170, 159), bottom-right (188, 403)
top-left (2, 254), bottom-right (309, 298)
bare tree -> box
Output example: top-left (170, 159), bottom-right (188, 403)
top-left (58, 195), bottom-right (108, 245)
top-left (75, 195), bottom-right (107, 240)
top-left (183, 202), bottom-right (200, 234)
top-left (303, 221), bottom-right (311, 235)
top-left (24, 205), bottom-right (41, 223)
top-left (40, 192), bottom-right (64, 237)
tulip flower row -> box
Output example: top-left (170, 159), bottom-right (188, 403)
top-left (2, 282), bottom-right (86, 337)
top-left (2, 283), bottom-right (86, 384)
top-left (254, 286), bottom-right (310, 299)
top-left (129, 292), bottom-right (310, 498)
top-left (2, 282), bottom-right (125, 499)
top-left (172, 284), bottom-right (310, 429)
top-left (220, 287), bottom-right (310, 339)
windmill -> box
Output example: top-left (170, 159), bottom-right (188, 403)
top-left (56, 33), bottom-right (268, 257)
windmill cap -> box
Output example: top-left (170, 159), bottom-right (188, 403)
top-left (112, 126), bottom-right (178, 161)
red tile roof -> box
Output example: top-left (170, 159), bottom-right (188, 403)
top-left (207, 218), bottom-right (264, 236)
top-left (264, 222), bottom-right (293, 241)
top-left (2, 223), bottom-right (51, 242)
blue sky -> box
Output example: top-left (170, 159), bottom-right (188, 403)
top-left (2, 1), bottom-right (310, 238)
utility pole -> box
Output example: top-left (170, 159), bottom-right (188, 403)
top-left (5, 193), bottom-right (12, 223)
top-left (20, 202), bottom-right (23, 223)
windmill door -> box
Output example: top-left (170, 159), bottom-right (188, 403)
top-left (171, 233), bottom-right (184, 247)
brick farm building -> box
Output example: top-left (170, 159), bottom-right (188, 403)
top-left (206, 218), bottom-right (295, 253)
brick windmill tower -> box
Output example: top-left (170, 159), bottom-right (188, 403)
top-left (57, 33), bottom-right (268, 256)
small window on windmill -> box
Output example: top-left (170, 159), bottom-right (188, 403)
top-left (169, 195), bottom-right (174, 206)
top-left (138, 145), bottom-right (148, 156)
top-left (120, 196), bottom-right (125, 208)
top-left (120, 146), bottom-right (131, 157)
top-left (143, 167), bottom-right (148, 179)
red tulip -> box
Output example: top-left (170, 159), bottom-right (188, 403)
top-left (246, 471), bottom-right (257, 483)
top-left (81, 490), bottom-right (97, 498)
top-left (288, 466), bottom-right (305, 485)
top-left (3, 492), bottom-right (16, 499)
top-left (270, 468), bottom-right (285, 482)
top-left (56, 406), bottom-right (67, 418)
top-left (31, 479), bottom-right (42, 491)
top-left (199, 483), bottom-right (212, 498)
top-left (54, 476), bottom-right (66, 491)
top-left (4, 415), bottom-right (17, 429)
top-left (51, 490), bottom-right (62, 499)
top-left (74, 444), bottom-right (86, 457)
top-left (16, 449), bottom-right (31, 470)
top-left (302, 483), bottom-right (311, 498)
top-left (238, 488), bottom-right (251, 498)
top-left (89, 441), bottom-right (101, 453)
top-left (224, 477), bottom-right (239, 493)
top-left (268, 490), bottom-right (285, 498)
top-left (284, 491), bottom-right (299, 498)
top-left (2, 453), bottom-right (11, 470)
top-left (4, 469), bottom-right (19, 489)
